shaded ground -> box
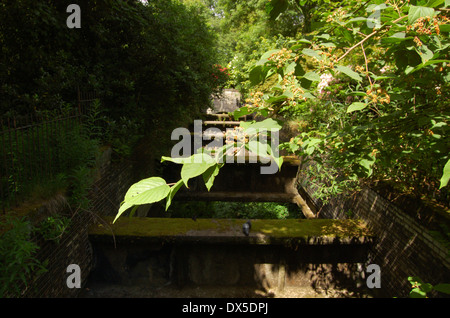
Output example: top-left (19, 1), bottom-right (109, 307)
top-left (79, 283), bottom-right (372, 298)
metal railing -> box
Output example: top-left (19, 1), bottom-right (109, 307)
top-left (1, 91), bottom-right (97, 212)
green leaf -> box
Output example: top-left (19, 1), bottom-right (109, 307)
top-left (335, 65), bottom-right (363, 82)
top-left (426, 0), bottom-right (445, 8)
top-left (381, 32), bottom-right (413, 44)
top-left (433, 283), bottom-right (450, 294)
top-left (124, 177), bottom-right (168, 201)
top-left (180, 154), bottom-right (216, 187)
top-left (439, 158), bottom-right (450, 189)
top-left (347, 102), bottom-right (368, 113)
top-left (439, 24), bottom-right (450, 33)
top-left (115, 177), bottom-right (171, 223)
top-left (416, 44), bottom-right (434, 63)
top-left (165, 179), bottom-right (184, 211)
top-left (408, 276), bottom-right (424, 286)
top-left (419, 282), bottom-right (433, 293)
top-left (410, 287), bottom-right (427, 298)
top-left (241, 118), bottom-right (282, 132)
top-left (360, 158), bottom-right (376, 176)
top-left (231, 106), bottom-right (255, 120)
top-left (258, 49), bottom-right (281, 65)
top-left (202, 164), bottom-right (222, 191)
top-left (405, 59), bottom-right (450, 74)
top-left (302, 48), bottom-right (321, 60)
top-left (249, 65), bottom-right (265, 85)
top-left (247, 140), bottom-right (271, 159)
top-left (303, 71), bottom-right (321, 82)
top-left (408, 6), bottom-right (435, 25)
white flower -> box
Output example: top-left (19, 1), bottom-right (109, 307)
top-left (318, 73), bottom-right (334, 94)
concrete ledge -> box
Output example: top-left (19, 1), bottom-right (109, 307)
top-left (88, 217), bottom-right (375, 246)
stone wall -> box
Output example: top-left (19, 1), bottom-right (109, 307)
top-left (85, 218), bottom-right (375, 298)
top-left (299, 179), bottom-right (450, 298)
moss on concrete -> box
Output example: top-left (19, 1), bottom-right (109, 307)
top-left (89, 217), bottom-right (373, 244)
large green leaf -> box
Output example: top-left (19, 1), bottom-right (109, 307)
top-left (347, 102), bottom-right (368, 113)
top-left (180, 153), bottom-right (216, 187)
top-left (115, 177), bottom-right (171, 223)
top-left (303, 71), bottom-right (321, 82)
top-left (249, 65), bottom-right (265, 85)
top-left (241, 118), bottom-right (282, 132)
top-left (408, 6), bottom-right (435, 25)
top-left (335, 65), bottom-right (363, 82)
top-left (247, 140), bottom-right (271, 159)
top-left (426, 0), bottom-right (445, 7)
top-left (416, 44), bottom-right (434, 63)
top-left (124, 177), bottom-right (168, 201)
top-left (232, 106), bottom-right (255, 120)
top-left (405, 59), bottom-right (450, 74)
top-left (439, 158), bottom-right (450, 189)
top-left (433, 283), bottom-right (450, 294)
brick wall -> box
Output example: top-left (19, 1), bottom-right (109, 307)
top-left (299, 178), bottom-right (450, 297)
top-left (18, 151), bottom-right (137, 297)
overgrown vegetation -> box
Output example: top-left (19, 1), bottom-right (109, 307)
top-left (0, 217), bottom-right (47, 297)
top-left (166, 201), bottom-right (304, 219)
top-left (233, 0), bottom-right (449, 209)
top-left (0, 0), bottom-right (224, 297)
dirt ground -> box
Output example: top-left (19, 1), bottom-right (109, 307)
top-left (79, 282), bottom-right (372, 298)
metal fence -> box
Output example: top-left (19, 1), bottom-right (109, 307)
top-left (0, 92), bottom-right (97, 212)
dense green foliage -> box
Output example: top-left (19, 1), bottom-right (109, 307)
top-left (0, 217), bottom-right (47, 297)
top-left (0, 0), bottom-right (221, 128)
top-left (181, 0), bottom-right (305, 93)
top-left (166, 201), bottom-right (303, 219)
top-left (237, 0), bottom-right (449, 206)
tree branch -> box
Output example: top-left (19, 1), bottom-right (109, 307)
top-left (336, 15), bottom-right (407, 63)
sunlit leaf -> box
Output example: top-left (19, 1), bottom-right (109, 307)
top-left (347, 102), bottom-right (368, 113)
top-left (439, 158), bottom-right (450, 189)
top-left (408, 6), bottom-right (435, 25)
top-left (335, 65), bottom-right (363, 82)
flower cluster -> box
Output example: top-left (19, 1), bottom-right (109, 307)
top-left (407, 15), bottom-right (449, 36)
top-left (245, 91), bottom-right (266, 108)
top-left (211, 64), bottom-right (230, 87)
top-left (366, 87), bottom-right (390, 104)
top-left (268, 48), bottom-right (295, 69)
top-left (317, 73), bottom-right (334, 95)
top-left (326, 7), bottom-right (348, 23)
top-left (281, 72), bottom-right (306, 105)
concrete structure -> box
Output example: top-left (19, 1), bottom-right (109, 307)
top-left (207, 89), bottom-right (241, 114)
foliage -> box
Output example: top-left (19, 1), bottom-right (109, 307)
top-left (167, 201), bottom-right (302, 219)
top-left (233, 0), bottom-right (450, 205)
top-left (0, 0), bottom-right (220, 130)
top-left (0, 217), bottom-right (47, 297)
top-left (35, 215), bottom-right (71, 244)
top-left (0, 110), bottom-right (99, 209)
top-left (408, 276), bottom-right (450, 298)
top-left (114, 118), bottom-right (283, 223)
